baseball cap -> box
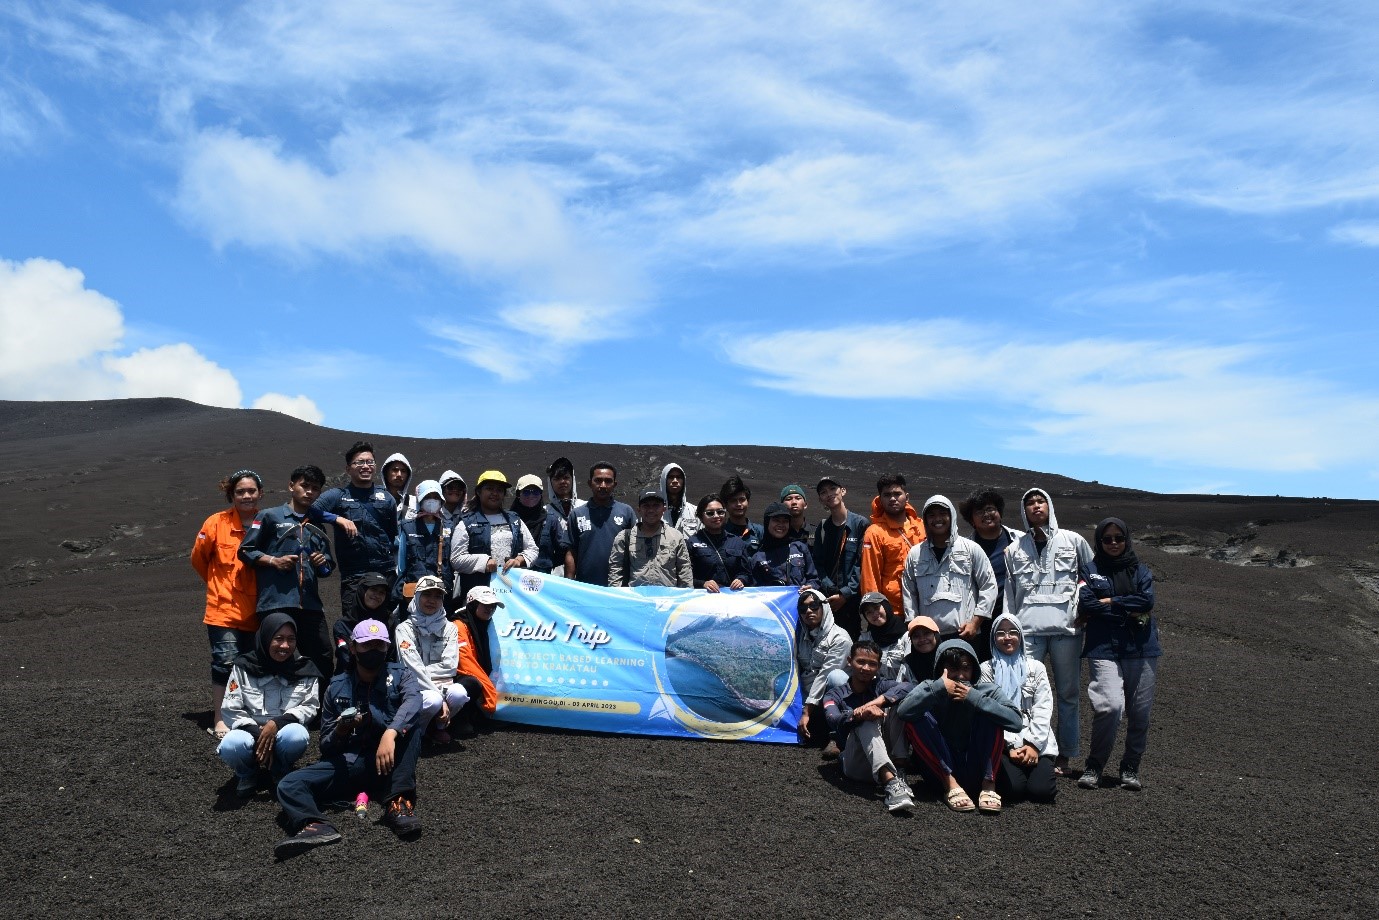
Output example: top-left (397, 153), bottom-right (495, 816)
top-left (465, 586), bottom-right (506, 607)
top-left (351, 619), bottom-right (391, 645)
top-left (415, 574), bottom-right (446, 594)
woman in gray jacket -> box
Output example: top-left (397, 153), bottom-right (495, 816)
top-left (218, 612), bottom-right (322, 797)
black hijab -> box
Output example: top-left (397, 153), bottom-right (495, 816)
top-left (866, 597), bottom-right (907, 648)
top-left (233, 612), bottom-right (323, 680)
top-left (1093, 517), bottom-right (1141, 597)
top-left (458, 604), bottom-right (496, 673)
top-left (510, 493), bottom-right (547, 538)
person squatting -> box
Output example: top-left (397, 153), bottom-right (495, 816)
top-left (193, 443), bottom-right (1162, 854)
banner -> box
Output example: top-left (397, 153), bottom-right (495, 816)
top-left (487, 572), bottom-right (802, 743)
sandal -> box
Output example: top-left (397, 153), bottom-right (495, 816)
top-left (1053, 760), bottom-right (1078, 778)
top-left (945, 787), bottom-right (975, 812)
top-left (207, 725), bottom-right (229, 741)
top-left (977, 789), bottom-right (1002, 814)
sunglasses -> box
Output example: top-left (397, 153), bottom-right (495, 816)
top-left (1101, 534), bottom-right (1126, 545)
top-left (701, 509), bottom-right (727, 517)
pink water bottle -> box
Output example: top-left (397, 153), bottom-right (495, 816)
top-left (353, 792), bottom-right (369, 819)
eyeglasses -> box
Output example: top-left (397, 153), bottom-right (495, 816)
top-left (1101, 534), bottom-right (1126, 545)
top-left (701, 509), bottom-right (727, 517)
top-left (976, 506), bottom-right (1000, 517)
top-left (993, 630), bottom-right (1020, 639)
top-left (350, 460), bottom-right (376, 468)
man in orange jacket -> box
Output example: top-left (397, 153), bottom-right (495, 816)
top-left (859, 473), bottom-right (926, 616)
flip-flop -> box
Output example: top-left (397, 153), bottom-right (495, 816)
top-left (1053, 764), bottom-right (1078, 778)
top-left (945, 787), bottom-right (975, 812)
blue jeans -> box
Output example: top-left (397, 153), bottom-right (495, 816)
top-left (207, 625), bottom-right (256, 686)
top-left (1025, 633), bottom-right (1081, 758)
top-left (218, 723), bottom-right (311, 781)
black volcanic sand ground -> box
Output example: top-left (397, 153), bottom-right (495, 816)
top-left (2, 399), bottom-right (1376, 918)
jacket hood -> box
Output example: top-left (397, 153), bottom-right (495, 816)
top-left (382, 452), bottom-right (413, 482)
top-left (438, 469), bottom-right (465, 491)
top-left (797, 587), bottom-right (835, 638)
top-left (406, 593), bottom-right (449, 637)
top-left (1018, 487), bottom-right (1059, 535)
top-left (920, 494), bottom-right (958, 529)
top-left (870, 494), bottom-right (921, 528)
top-left (413, 479), bottom-right (443, 502)
top-left (658, 463), bottom-right (687, 504)
top-left (932, 637), bottom-right (980, 679)
top-left (546, 459), bottom-right (580, 505)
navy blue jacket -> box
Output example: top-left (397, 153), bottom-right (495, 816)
top-left (456, 510), bottom-right (527, 596)
top-left (811, 511), bottom-right (869, 600)
top-left (320, 662), bottom-right (422, 758)
top-left (397, 518), bottom-right (452, 594)
top-left (686, 530), bottom-right (753, 588)
top-left (726, 520), bottom-right (765, 556)
top-left (238, 502), bottom-right (335, 612)
top-left (1079, 563), bottom-right (1161, 659)
top-left (533, 505), bottom-right (572, 574)
top-left (749, 537), bottom-right (819, 589)
top-left (312, 484), bottom-right (398, 577)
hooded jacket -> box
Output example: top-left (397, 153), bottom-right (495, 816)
top-left (901, 495), bottom-right (998, 634)
top-left (439, 470), bottom-right (467, 527)
top-left (857, 594), bottom-right (911, 680)
top-left (1079, 517), bottom-right (1160, 660)
top-left (397, 479), bottom-right (453, 593)
top-left (1003, 488), bottom-right (1094, 637)
top-left (545, 460), bottom-right (586, 521)
top-left (979, 613), bottom-right (1058, 756)
top-left (394, 595), bottom-right (460, 694)
top-left (659, 463), bottom-right (701, 538)
top-left (382, 452), bottom-right (415, 523)
top-left (796, 588), bottom-right (853, 705)
top-left (608, 521), bottom-right (692, 587)
top-left (860, 495), bottom-right (926, 614)
top-left (894, 638), bottom-right (1023, 750)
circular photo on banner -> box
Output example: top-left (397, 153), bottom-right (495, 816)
top-left (651, 591), bottom-right (798, 740)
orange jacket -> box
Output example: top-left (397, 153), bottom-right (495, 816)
top-left (191, 507), bottom-right (258, 631)
top-left (453, 619), bottom-right (499, 714)
top-left (859, 495), bottom-right (926, 614)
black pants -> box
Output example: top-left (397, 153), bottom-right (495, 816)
top-left (997, 752), bottom-right (1057, 803)
top-left (276, 727), bottom-right (422, 832)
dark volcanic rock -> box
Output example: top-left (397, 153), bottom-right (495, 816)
top-left (0, 398), bottom-right (1376, 919)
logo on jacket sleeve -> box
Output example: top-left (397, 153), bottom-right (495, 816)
top-left (399, 640), bottom-right (412, 650)
top-left (227, 680), bottom-right (238, 692)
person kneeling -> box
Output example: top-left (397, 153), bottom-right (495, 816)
top-left (395, 575), bottom-right (469, 745)
top-left (218, 612), bottom-right (320, 797)
top-left (274, 619), bottom-right (424, 856)
top-left (895, 639), bottom-right (1022, 814)
top-left (821, 641), bottom-right (915, 814)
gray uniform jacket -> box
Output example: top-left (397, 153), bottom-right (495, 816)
top-left (608, 524), bottom-right (692, 588)
top-left (220, 665), bottom-right (320, 731)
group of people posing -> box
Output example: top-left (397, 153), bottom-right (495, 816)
top-left (192, 440), bottom-right (1162, 853)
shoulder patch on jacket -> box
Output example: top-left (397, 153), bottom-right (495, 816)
top-left (400, 640), bottom-right (412, 650)
top-left (227, 680), bottom-right (238, 692)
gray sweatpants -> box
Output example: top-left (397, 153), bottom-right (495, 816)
top-left (1086, 657), bottom-right (1159, 771)
top-left (841, 711), bottom-right (908, 784)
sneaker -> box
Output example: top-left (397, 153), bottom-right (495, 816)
top-left (381, 797), bottom-right (422, 839)
top-left (430, 726), bottom-right (453, 745)
top-left (882, 777), bottom-right (915, 814)
top-left (234, 775), bottom-right (258, 798)
top-left (820, 741), bottom-right (841, 761)
top-left (274, 821), bottom-right (341, 857)
top-left (451, 715), bottom-right (478, 739)
top-left (1119, 768), bottom-right (1143, 791)
top-left (1078, 763), bottom-right (1103, 789)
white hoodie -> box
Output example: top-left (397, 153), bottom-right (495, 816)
top-left (900, 494), bottom-right (997, 635)
top-left (1002, 488), bottom-right (1094, 636)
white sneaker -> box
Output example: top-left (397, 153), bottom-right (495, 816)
top-left (883, 777), bottom-right (915, 814)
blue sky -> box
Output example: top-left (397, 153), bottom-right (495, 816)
top-left (3, 1), bottom-right (1378, 498)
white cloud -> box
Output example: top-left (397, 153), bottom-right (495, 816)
top-left (0, 73), bottom-right (63, 152)
top-left (1329, 221), bottom-right (1379, 247)
top-left (1056, 273), bottom-right (1277, 316)
top-left (0, 256), bottom-right (322, 417)
top-left (722, 319), bottom-right (1379, 473)
top-left (433, 299), bottom-right (638, 382)
top-left (252, 392), bottom-right (324, 424)
top-left (22, 0), bottom-right (1379, 262)
top-left (103, 343), bottom-right (241, 406)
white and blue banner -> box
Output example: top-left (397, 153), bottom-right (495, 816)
top-left (488, 571), bottom-right (802, 744)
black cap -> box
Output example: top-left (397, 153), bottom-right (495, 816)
top-left (762, 501), bottom-right (791, 523)
top-left (638, 488), bottom-right (665, 505)
top-left (816, 476), bottom-right (842, 492)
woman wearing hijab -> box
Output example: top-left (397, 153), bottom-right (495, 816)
top-left (901, 616), bottom-right (941, 683)
top-left (1078, 517), bottom-right (1159, 791)
top-left (394, 576), bottom-right (468, 745)
top-left (981, 613), bottom-right (1057, 804)
top-left (857, 592), bottom-right (910, 680)
top-left (333, 572), bottom-right (399, 674)
top-left (511, 473), bottom-right (570, 575)
top-left (217, 612), bottom-right (322, 796)
top-left (447, 585), bottom-right (504, 735)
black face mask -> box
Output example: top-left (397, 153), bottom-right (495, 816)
top-left (355, 649), bottom-right (388, 671)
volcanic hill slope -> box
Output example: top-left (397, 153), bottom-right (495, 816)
top-left (0, 398), bottom-right (1374, 918)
